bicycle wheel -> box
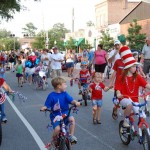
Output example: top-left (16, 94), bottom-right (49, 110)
top-left (119, 120), bottom-right (131, 145)
top-left (0, 121), bottom-right (2, 146)
top-left (82, 93), bottom-right (88, 106)
top-left (142, 128), bottom-right (150, 150)
top-left (59, 137), bottom-right (70, 150)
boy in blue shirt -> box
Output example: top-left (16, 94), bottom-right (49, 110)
top-left (41, 77), bottom-right (80, 144)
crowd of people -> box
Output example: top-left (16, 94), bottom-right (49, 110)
top-left (0, 37), bottom-right (150, 148)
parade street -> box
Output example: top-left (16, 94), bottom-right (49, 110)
top-left (1, 68), bottom-right (148, 150)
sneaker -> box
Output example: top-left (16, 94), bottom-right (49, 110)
top-left (2, 117), bottom-right (7, 123)
top-left (78, 90), bottom-right (82, 95)
top-left (68, 135), bottom-right (77, 144)
top-left (123, 118), bottom-right (130, 127)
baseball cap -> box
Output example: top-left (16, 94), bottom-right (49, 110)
top-left (114, 40), bottom-right (121, 45)
top-left (52, 47), bottom-right (58, 50)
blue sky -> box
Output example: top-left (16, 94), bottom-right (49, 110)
top-left (0, 0), bottom-right (99, 37)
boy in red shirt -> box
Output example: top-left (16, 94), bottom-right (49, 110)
top-left (78, 62), bottom-right (90, 94)
top-left (116, 46), bottom-right (150, 127)
top-left (89, 72), bottom-right (109, 124)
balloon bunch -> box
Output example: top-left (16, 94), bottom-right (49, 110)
top-left (25, 55), bottom-right (40, 68)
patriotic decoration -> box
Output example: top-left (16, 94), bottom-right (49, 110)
top-left (53, 100), bottom-right (60, 111)
top-left (119, 46), bottom-right (138, 69)
top-left (0, 93), bottom-right (6, 104)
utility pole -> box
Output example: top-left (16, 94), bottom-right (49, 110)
top-left (72, 8), bottom-right (74, 33)
top-left (45, 31), bottom-right (49, 49)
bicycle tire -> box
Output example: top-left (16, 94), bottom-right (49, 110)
top-left (0, 121), bottom-right (2, 146)
top-left (142, 128), bottom-right (150, 150)
top-left (82, 93), bottom-right (88, 106)
top-left (119, 120), bottom-right (131, 145)
top-left (42, 82), bottom-right (46, 90)
top-left (59, 137), bottom-right (70, 150)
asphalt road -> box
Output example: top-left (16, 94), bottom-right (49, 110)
top-left (0, 67), bottom-right (149, 150)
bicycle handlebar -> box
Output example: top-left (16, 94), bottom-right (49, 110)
top-left (132, 101), bottom-right (147, 107)
top-left (40, 104), bottom-right (80, 119)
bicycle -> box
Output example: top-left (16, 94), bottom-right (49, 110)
top-left (41, 105), bottom-right (79, 150)
top-left (70, 78), bottom-right (90, 106)
top-left (119, 93), bottom-right (150, 149)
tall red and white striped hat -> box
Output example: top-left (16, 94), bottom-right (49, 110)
top-left (120, 46), bottom-right (138, 69)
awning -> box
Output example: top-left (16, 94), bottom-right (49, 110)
top-left (77, 38), bottom-right (85, 46)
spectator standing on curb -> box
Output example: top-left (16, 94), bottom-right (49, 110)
top-left (92, 44), bottom-right (107, 80)
top-left (141, 36), bottom-right (150, 78)
top-left (88, 48), bottom-right (94, 75)
top-left (50, 47), bottom-right (64, 78)
top-left (108, 40), bottom-right (121, 67)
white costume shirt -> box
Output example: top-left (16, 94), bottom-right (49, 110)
top-left (108, 49), bottom-right (120, 67)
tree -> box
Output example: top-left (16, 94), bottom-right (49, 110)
top-left (32, 31), bottom-right (45, 49)
top-left (80, 40), bottom-right (92, 50)
top-left (0, 0), bottom-right (39, 21)
top-left (32, 23), bottom-right (69, 50)
top-left (0, 38), bottom-right (20, 50)
top-left (65, 37), bottom-right (77, 50)
top-left (99, 30), bottom-right (114, 51)
top-left (0, 29), bottom-right (11, 38)
top-left (86, 21), bottom-right (94, 27)
top-left (22, 22), bottom-right (37, 37)
top-left (126, 19), bottom-right (146, 50)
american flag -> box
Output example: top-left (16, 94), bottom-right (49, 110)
top-left (0, 93), bottom-right (6, 104)
top-left (53, 100), bottom-right (60, 111)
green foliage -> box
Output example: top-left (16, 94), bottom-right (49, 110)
top-left (32, 31), bottom-right (45, 49)
top-left (0, 0), bottom-right (39, 21)
top-left (80, 40), bottom-right (92, 50)
top-left (0, 29), bottom-right (11, 38)
top-left (126, 19), bottom-right (146, 50)
top-left (99, 30), bottom-right (114, 51)
top-left (32, 23), bottom-right (69, 50)
top-left (22, 22), bottom-right (37, 37)
top-left (0, 38), bottom-right (20, 50)
top-left (65, 37), bottom-right (77, 50)
top-left (86, 21), bottom-right (94, 27)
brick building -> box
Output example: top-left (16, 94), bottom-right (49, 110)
top-left (120, 1), bottom-right (150, 37)
top-left (19, 38), bottom-right (35, 49)
top-left (95, 0), bottom-right (139, 39)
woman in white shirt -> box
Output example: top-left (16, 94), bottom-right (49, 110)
top-left (65, 49), bottom-right (75, 77)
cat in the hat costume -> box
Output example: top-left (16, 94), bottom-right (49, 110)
top-left (115, 46), bottom-right (150, 127)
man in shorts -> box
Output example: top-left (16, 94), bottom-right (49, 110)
top-left (50, 47), bottom-right (64, 78)
top-left (141, 37), bottom-right (150, 78)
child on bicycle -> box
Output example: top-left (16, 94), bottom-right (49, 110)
top-left (89, 72), bottom-right (109, 124)
top-left (40, 77), bottom-right (80, 144)
top-left (78, 60), bottom-right (90, 95)
top-left (116, 46), bottom-right (150, 127)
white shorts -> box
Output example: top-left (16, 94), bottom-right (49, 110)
top-left (120, 98), bottom-right (139, 114)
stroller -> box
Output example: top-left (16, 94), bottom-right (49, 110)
top-left (33, 65), bottom-right (48, 90)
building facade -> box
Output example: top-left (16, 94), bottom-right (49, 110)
top-left (95, 0), bottom-right (139, 39)
top-left (120, 1), bottom-right (150, 37)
